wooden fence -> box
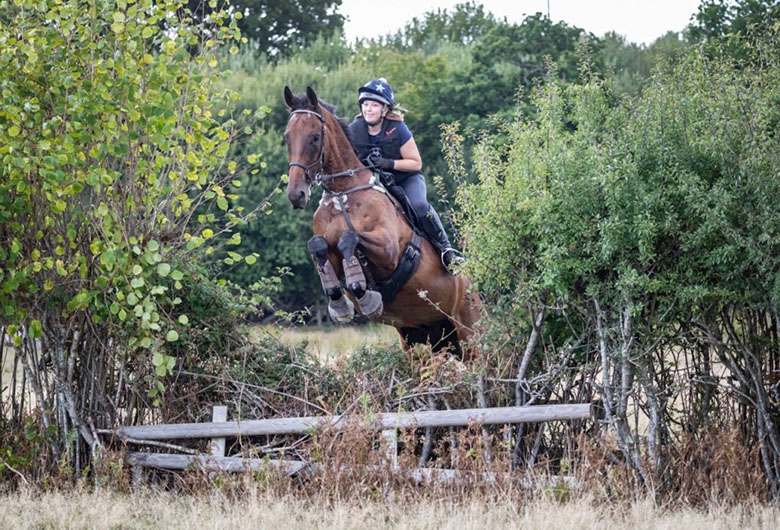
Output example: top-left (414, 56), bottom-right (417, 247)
top-left (113, 403), bottom-right (593, 487)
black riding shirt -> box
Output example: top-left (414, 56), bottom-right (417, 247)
top-left (349, 117), bottom-right (415, 182)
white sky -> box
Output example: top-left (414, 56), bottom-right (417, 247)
top-left (340, 0), bottom-right (703, 46)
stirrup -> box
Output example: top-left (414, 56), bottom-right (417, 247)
top-left (441, 248), bottom-right (466, 272)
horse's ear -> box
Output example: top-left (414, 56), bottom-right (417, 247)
top-left (283, 86), bottom-right (297, 110)
top-left (306, 86), bottom-right (319, 110)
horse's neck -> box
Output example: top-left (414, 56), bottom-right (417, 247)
top-left (323, 121), bottom-right (371, 192)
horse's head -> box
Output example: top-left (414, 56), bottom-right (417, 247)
top-left (283, 86), bottom-right (325, 209)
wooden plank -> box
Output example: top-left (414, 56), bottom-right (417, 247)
top-left (117, 404), bottom-right (591, 441)
top-left (126, 452), bottom-right (579, 489)
top-left (408, 468), bottom-right (580, 489)
top-left (210, 406), bottom-right (227, 457)
top-left (126, 452), bottom-right (311, 475)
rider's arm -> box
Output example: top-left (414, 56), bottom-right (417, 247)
top-left (393, 136), bottom-right (422, 173)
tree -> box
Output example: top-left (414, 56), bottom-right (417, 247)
top-left (686, 0), bottom-right (780, 43)
top-left (378, 1), bottom-right (503, 52)
top-left (188, 0), bottom-right (345, 58)
top-left (0, 0), bottom-right (264, 477)
top-left (452, 37), bottom-right (780, 494)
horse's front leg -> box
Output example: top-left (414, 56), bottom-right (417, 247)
top-left (308, 235), bottom-right (354, 323)
top-left (338, 230), bottom-right (383, 318)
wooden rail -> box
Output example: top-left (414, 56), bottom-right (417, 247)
top-left (116, 403), bottom-right (593, 487)
top-left (118, 403), bottom-right (592, 440)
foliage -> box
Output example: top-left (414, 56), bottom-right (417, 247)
top-left (453, 31), bottom-right (780, 494)
top-left (0, 0), bottom-right (270, 477)
top-left (186, 0), bottom-right (345, 60)
top-left (686, 0), bottom-right (780, 42)
top-left (377, 1), bottom-right (503, 53)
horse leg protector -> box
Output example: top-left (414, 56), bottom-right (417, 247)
top-left (356, 290), bottom-right (383, 318)
top-left (308, 236), bottom-right (341, 299)
top-left (328, 295), bottom-right (355, 323)
top-left (338, 231), bottom-right (366, 298)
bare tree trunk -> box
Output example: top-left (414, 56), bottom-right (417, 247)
top-left (594, 296), bottom-right (648, 485)
top-left (513, 305), bottom-right (545, 465)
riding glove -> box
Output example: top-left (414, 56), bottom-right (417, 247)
top-left (367, 153), bottom-right (395, 171)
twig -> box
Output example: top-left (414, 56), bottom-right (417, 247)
top-left (178, 370), bottom-right (328, 414)
top-left (97, 430), bottom-right (199, 455)
top-left (0, 457), bottom-right (29, 486)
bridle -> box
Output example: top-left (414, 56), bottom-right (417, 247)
top-left (286, 108), bottom-right (366, 191)
top-left (286, 109), bottom-right (326, 189)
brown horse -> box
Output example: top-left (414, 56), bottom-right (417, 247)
top-left (283, 86), bottom-right (480, 358)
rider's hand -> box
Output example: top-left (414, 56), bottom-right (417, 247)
top-left (368, 153), bottom-right (394, 171)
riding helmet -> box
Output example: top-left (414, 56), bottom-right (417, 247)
top-left (358, 78), bottom-right (395, 107)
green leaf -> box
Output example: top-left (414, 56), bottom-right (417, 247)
top-left (171, 270), bottom-right (184, 281)
top-left (157, 263), bottom-right (171, 277)
top-left (152, 351), bottom-right (163, 366)
top-left (178, 315), bottom-right (189, 325)
top-left (165, 330), bottom-right (179, 342)
top-left (30, 320), bottom-right (43, 339)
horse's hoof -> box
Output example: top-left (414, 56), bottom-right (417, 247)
top-left (357, 290), bottom-right (383, 318)
top-left (328, 296), bottom-right (354, 323)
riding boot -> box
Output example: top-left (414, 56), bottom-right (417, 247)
top-left (419, 207), bottom-right (465, 272)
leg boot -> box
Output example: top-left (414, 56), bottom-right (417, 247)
top-left (418, 207), bottom-right (465, 272)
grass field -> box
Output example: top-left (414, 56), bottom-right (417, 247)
top-left (1, 489), bottom-right (777, 529)
top-left (252, 323), bottom-right (400, 364)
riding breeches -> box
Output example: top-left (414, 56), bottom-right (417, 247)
top-left (397, 172), bottom-right (430, 219)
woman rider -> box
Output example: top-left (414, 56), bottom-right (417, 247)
top-left (348, 78), bottom-right (464, 270)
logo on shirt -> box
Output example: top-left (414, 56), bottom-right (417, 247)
top-left (386, 127), bottom-right (397, 135)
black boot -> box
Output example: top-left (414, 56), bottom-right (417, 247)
top-left (419, 207), bottom-right (465, 272)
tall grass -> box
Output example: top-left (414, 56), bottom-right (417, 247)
top-left (1, 488), bottom-right (777, 530)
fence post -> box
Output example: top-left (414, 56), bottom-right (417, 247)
top-left (210, 406), bottom-right (227, 457)
top-left (382, 428), bottom-right (398, 469)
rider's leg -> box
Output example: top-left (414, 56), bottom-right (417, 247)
top-left (399, 174), bottom-right (464, 269)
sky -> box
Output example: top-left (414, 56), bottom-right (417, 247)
top-left (339, 0), bottom-right (703, 46)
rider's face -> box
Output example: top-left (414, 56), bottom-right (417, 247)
top-left (361, 100), bottom-right (385, 123)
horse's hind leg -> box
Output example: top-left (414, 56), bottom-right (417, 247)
top-left (454, 290), bottom-right (481, 361)
top-left (308, 236), bottom-right (354, 323)
top-left (338, 230), bottom-right (383, 318)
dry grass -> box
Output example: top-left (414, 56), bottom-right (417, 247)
top-left (251, 323), bottom-right (399, 364)
top-left (0, 488), bottom-right (777, 529)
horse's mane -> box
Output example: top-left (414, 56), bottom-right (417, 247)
top-left (290, 94), bottom-right (354, 145)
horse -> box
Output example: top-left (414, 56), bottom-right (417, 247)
top-left (283, 86), bottom-right (480, 359)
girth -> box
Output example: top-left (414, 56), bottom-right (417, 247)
top-left (372, 232), bottom-right (423, 305)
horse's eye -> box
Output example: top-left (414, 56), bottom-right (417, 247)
top-left (310, 134), bottom-right (321, 144)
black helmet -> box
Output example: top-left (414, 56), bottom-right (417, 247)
top-left (358, 78), bottom-right (395, 107)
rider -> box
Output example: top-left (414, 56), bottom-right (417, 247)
top-left (348, 78), bottom-right (464, 270)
